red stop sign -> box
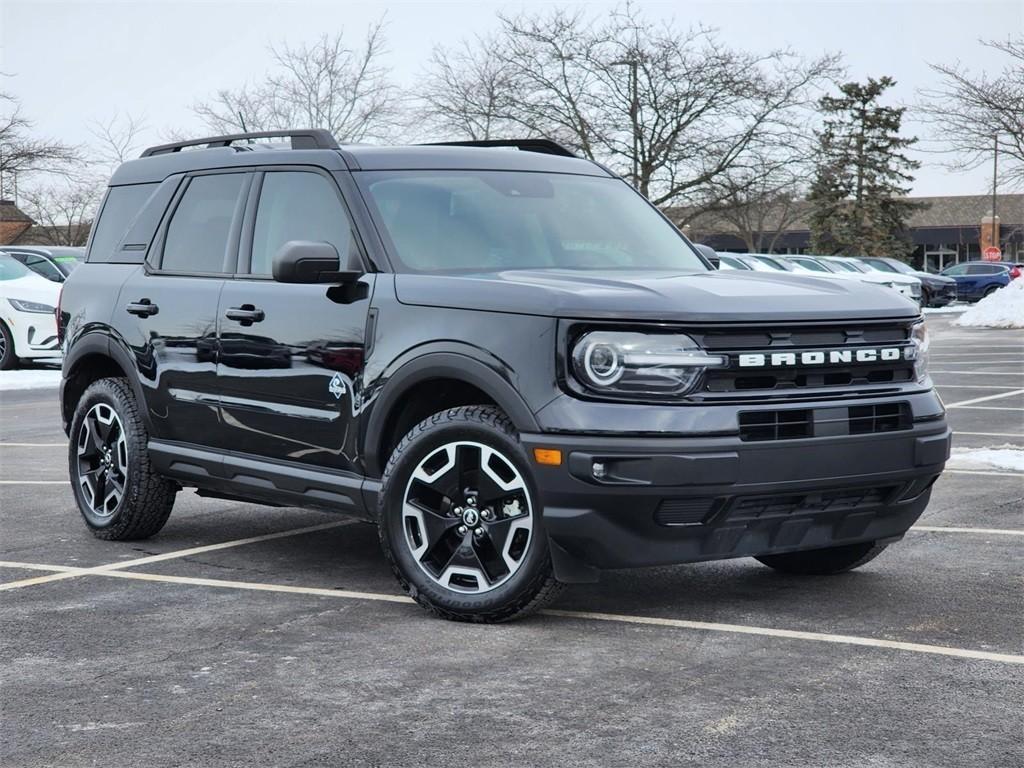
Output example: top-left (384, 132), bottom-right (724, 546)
top-left (983, 246), bottom-right (1002, 261)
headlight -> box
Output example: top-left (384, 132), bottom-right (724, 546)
top-left (905, 321), bottom-right (930, 383)
top-left (8, 298), bottom-right (55, 314)
top-left (571, 331), bottom-right (727, 398)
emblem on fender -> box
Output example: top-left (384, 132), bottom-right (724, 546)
top-left (329, 373), bottom-right (347, 399)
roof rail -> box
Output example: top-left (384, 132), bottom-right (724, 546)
top-left (140, 129), bottom-right (340, 158)
top-left (420, 139), bottom-right (576, 158)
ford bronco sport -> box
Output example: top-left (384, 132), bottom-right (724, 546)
top-left (59, 130), bottom-right (951, 622)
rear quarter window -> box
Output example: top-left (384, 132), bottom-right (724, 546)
top-left (86, 183), bottom-right (159, 263)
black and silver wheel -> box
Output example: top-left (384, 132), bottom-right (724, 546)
top-left (755, 540), bottom-right (888, 575)
top-left (75, 402), bottom-right (129, 520)
top-left (69, 377), bottom-right (177, 540)
top-left (379, 405), bottom-right (562, 622)
top-left (0, 321), bottom-right (18, 370)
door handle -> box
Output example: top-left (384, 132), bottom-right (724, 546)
top-left (126, 299), bottom-right (159, 317)
top-left (225, 305), bottom-right (265, 324)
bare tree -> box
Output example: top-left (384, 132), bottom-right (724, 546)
top-left (18, 178), bottom-right (100, 246)
top-left (193, 21), bottom-right (400, 142)
top-left (919, 37), bottom-right (1024, 188)
top-left (419, 36), bottom-right (518, 141)
top-left (88, 112), bottom-right (147, 172)
top-left (0, 89), bottom-right (79, 199)
top-left (419, 5), bottom-right (840, 214)
top-left (700, 154), bottom-right (813, 252)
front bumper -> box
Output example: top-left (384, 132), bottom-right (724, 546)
top-left (521, 419), bottom-right (950, 582)
top-left (1, 310), bottom-right (60, 359)
top-left (925, 282), bottom-right (957, 307)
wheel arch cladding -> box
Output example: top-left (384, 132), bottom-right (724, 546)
top-left (61, 335), bottom-right (146, 435)
top-left (364, 352), bottom-right (540, 478)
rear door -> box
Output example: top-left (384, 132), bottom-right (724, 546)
top-left (116, 170), bottom-right (250, 445)
top-left (214, 168), bottom-right (374, 474)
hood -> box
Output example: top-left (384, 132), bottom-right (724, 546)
top-left (395, 269), bottom-right (920, 323)
top-left (0, 274), bottom-right (61, 306)
top-left (915, 271), bottom-right (956, 285)
top-left (858, 272), bottom-right (920, 287)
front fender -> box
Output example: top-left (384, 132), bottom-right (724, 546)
top-left (360, 346), bottom-right (540, 477)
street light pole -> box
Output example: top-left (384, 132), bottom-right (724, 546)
top-left (611, 58), bottom-right (640, 190)
top-left (992, 133), bottom-right (998, 253)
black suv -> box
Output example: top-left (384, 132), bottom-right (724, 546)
top-left (59, 130), bottom-right (951, 622)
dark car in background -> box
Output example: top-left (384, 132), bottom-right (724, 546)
top-left (0, 246), bottom-right (85, 283)
top-left (940, 261), bottom-right (1017, 301)
top-left (857, 256), bottom-right (957, 307)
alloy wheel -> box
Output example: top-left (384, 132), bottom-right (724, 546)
top-left (76, 403), bottom-right (128, 518)
top-left (402, 440), bottom-right (534, 594)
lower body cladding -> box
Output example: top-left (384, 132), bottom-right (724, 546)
top-left (521, 421), bottom-right (951, 583)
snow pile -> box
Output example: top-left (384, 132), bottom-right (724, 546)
top-left (947, 446), bottom-right (1024, 473)
top-left (0, 368), bottom-right (62, 391)
top-left (954, 279), bottom-right (1024, 329)
top-left (923, 305), bottom-right (968, 315)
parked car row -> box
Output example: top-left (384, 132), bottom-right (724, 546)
top-left (715, 252), bottom-right (927, 304)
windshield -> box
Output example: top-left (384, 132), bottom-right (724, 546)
top-left (718, 255), bottom-right (748, 270)
top-left (862, 258), bottom-right (899, 274)
top-left (790, 257), bottom-right (829, 273)
top-left (358, 171), bottom-right (707, 274)
top-left (0, 254), bottom-right (33, 281)
top-left (828, 260), bottom-right (862, 273)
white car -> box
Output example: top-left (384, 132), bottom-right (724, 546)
top-left (816, 255), bottom-right (922, 302)
top-left (0, 253), bottom-right (61, 369)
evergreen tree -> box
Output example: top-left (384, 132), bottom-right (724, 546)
top-left (808, 77), bottom-right (922, 258)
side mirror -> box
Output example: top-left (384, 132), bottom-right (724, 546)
top-left (271, 240), bottom-right (362, 284)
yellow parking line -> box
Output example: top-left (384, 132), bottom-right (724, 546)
top-left (0, 520), bottom-right (354, 591)
top-left (2, 560), bottom-right (1019, 665)
top-left (0, 443), bottom-right (68, 447)
top-left (0, 481), bottom-right (70, 485)
top-left (541, 609), bottom-right (1024, 665)
top-left (912, 525), bottom-right (1024, 536)
top-left (944, 388), bottom-right (1024, 408)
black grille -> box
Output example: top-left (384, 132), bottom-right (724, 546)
top-left (692, 322), bottom-right (915, 396)
top-left (730, 485), bottom-right (897, 521)
top-left (739, 403), bottom-right (911, 442)
top-left (654, 498), bottom-right (719, 526)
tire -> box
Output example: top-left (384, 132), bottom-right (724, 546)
top-left (755, 541), bottom-right (888, 575)
top-left (68, 377), bottom-right (177, 540)
top-left (920, 288), bottom-right (931, 308)
top-left (0, 321), bottom-right (19, 370)
top-left (982, 284), bottom-right (1000, 298)
top-left (378, 405), bottom-right (563, 622)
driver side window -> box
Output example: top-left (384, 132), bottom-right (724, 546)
top-left (249, 171), bottom-right (356, 275)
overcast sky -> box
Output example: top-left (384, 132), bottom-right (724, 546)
top-left (2, 0), bottom-right (1021, 196)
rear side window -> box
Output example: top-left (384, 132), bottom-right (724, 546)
top-left (162, 174), bottom-right (245, 273)
top-left (249, 171), bottom-right (354, 275)
top-left (87, 183), bottom-right (159, 261)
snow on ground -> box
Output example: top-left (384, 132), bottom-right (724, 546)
top-left (0, 367), bottom-right (62, 391)
top-left (947, 446), bottom-right (1024, 473)
top-left (923, 304), bottom-right (968, 315)
top-left (954, 280), bottom-right (1024, 329)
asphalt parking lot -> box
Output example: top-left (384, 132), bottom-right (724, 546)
top-left (1, 313), bottom-right (1021, 768)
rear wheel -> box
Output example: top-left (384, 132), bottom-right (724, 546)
top-left (378, 405), bottom-right (562, 622)
top-left (69, 377), bottom-right (177, 540)
top-left (0, 322), bottom-right (19, 370)
top-left (982, 284), bottom-right (1000, 298)
top-left (755, 541), bottom-right (887, 575)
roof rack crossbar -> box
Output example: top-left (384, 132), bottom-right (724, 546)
top-left (140, 129), bottom-right (339, 158)
top-left (420, 139), bottom-right (576, 158)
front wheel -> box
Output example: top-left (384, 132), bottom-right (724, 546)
top-left (0, 321), bottom-right (19, 370)
top-left (755, 541), bottom-right (888, 575)
top-left (378, 405), bottom-right (562, 622)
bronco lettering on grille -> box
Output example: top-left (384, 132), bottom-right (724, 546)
top-left (738, 348), bottom-right (905, 368)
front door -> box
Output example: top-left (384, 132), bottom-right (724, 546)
top-left (214, 169), bottom-right (373, 475)
top-left (116, 171), bottom-right (250, 445)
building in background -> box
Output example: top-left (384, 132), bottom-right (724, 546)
top-left (0, 200), bottom-right (33, 245)
top-left (686, 194), bottom-right (1023, 272)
